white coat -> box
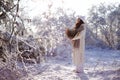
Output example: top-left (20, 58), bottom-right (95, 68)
top-left (72, 24), bottom-right (86, 66)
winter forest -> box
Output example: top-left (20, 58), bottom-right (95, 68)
top-left (0, 0), bottom-right (120, 80)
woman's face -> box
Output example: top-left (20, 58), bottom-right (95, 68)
top-left (77, 18), bottom-right (81, 23)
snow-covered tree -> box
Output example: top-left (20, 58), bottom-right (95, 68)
top-left (87, 3), bottom-right (120, 49)
top-left (32, 6), bottom-right (77, 56)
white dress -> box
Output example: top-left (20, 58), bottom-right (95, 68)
top-left (72, 24), bottom-right (86, 67)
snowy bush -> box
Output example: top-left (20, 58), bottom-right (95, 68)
top-left (87, 3), bottom-right (120, 49)
top-left (31, 7), bottom-right (77, 56)
top-left (0, 0), bottom-right (46, 79)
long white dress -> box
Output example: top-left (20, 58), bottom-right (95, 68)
top-left (72, 24), bottom-right (86, 68)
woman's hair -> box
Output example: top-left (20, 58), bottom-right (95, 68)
top-left (65, 28), bottom-right (77, 39)
top-left (65, 18), bottom-right (84, 39)
top-left (74, 18), bottom-right (84, 29)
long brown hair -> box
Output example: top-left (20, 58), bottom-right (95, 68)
top-left (74, 18), bottom-right (84, 29)
top-left (65, 18), bottom-right (84, 39)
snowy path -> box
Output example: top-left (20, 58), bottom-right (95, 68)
top-left (23, 49), bottom-right (120, 80)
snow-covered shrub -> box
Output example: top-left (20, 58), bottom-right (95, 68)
top-left (87, 3), bottom-right (120, 49)
top-left (0, 30), bottom-right (45, 63)
top-left (32, 8), bottom-right (77, 56)
top-left (0, 0), bottom-right (48, 79)
top-left (0, 30), bottom-right (46, 80)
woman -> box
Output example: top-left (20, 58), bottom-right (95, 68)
top-left (66, 18), bottom-right (86, 73)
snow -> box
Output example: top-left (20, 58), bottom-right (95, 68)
top-left (21, 48), bottom-right (120, 80)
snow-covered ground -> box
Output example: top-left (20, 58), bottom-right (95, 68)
top-left (21, 48), bottom-right (120, 80)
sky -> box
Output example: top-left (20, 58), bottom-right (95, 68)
top-left (63, 0), bottom-right (120, 16)
top-left (20, 0), bottom-right (120, 18)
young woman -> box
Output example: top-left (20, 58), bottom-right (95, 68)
top-left (66, 18), bottom-right (86, 73)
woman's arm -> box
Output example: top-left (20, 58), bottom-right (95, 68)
top-left (72, 31), bottom-right (83, 40)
